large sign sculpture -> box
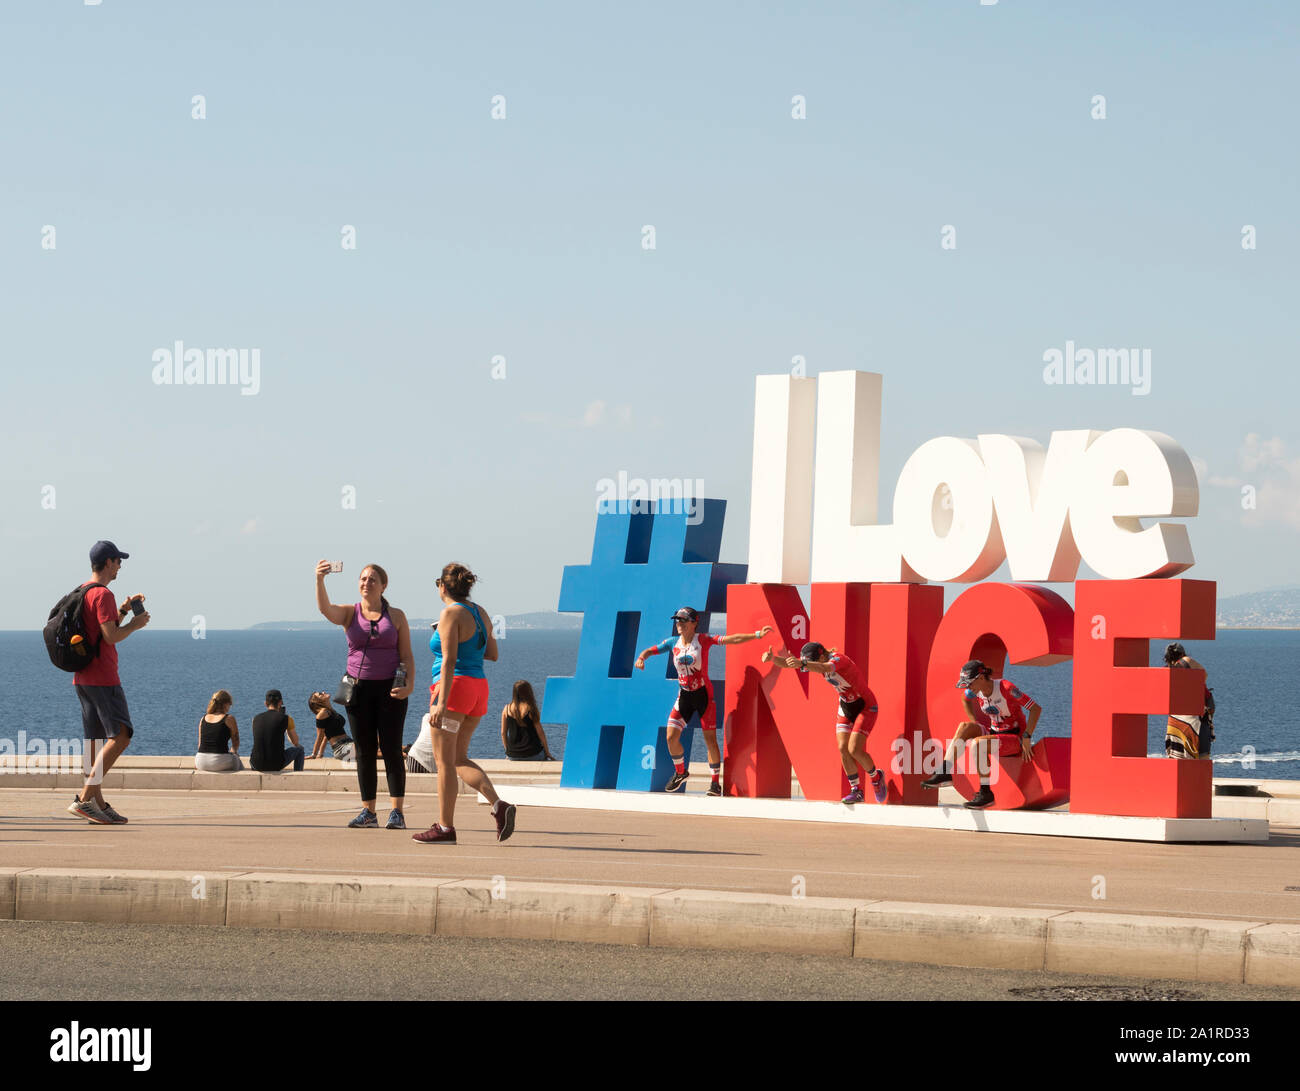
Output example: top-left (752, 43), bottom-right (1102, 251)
top-left (541, 499), bottom-right (744, 791)
top-left (548, 370), bottom-right (1215, 819)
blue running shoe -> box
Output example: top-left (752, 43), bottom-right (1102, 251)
top-left (385, 809), bottom-right (406, 830)
top-left (348, 807), bottom-right (378, 828)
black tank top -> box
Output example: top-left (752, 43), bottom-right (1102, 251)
top-left (504, 709), bottom-right (543, 757)
top-left (199, 716), bottom-right (232, 754)
top-left (316, 709), bottom-right (348, 741)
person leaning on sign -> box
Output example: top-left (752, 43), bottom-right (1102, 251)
top-left (920, 659), bottom-right (1041, 810)
top-left (761, 641), bottom-right (887, 805)
top-left (1163, 642), bottom-right (1214, 759)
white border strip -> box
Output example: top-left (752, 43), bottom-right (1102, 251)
top-left (497, 785), bottom-right (1270, 843)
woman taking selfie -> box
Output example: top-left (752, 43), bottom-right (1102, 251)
top-left (315, 560), bottom-right (414, 829)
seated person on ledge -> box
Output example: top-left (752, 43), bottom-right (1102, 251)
top-left (404, 713), bottom-right (437, 774)
top-left (195, 689), bottom-right (243, 772)
top-left (307, 691), bottom-right (356, 763)
top-left (920, 659), bottom-right (1040, 810)
top-left (501, 680), bottom-right (556, 761)
top-left (249, 689), bottom-right (305, 773)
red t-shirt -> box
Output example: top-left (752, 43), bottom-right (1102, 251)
top-left (73, 583), bottom-right (121, 687)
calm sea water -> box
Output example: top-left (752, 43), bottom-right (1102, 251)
top-left (4, 629), bottom-right (1296, 778)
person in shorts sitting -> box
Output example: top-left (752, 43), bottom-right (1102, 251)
top-left (920, 659), bottom-right (1041, 809)
top-left (306, 691), bottom-right (355, 763)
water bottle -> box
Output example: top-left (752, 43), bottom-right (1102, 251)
top-left (393, 665), bottom-right (407, 691)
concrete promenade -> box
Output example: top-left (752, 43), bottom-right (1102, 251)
top-left (2, 757), bottom-right (1298, 987)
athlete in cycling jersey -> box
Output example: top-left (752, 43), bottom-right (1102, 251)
top-left (921, 658), bottom-right (1040, 809)
top-left (635, 607), bottom-right (772, 794)
top-left (761, 641), bottom-right (887, 804)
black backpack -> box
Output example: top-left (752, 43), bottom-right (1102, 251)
top-left (44, 584), bottom-right (105, 672)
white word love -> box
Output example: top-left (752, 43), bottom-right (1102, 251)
top-left (747, 371), bottom-right (1196, 584)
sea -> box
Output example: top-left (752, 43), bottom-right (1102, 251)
top-left (4, 629), bottom-right (1297, 780)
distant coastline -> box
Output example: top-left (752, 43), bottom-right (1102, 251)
top-left (247, 611), bottom-right (585, 632)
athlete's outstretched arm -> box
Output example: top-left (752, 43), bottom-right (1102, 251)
top-left (799, 659), bottom-right (835, 675)
top-left (717, 625), bottom-right (774, 646)
top-left (760, 646), bottom-right (800, 670)
top-left (634, 638), bottom-right (673, 671)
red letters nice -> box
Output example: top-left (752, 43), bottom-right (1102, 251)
top-left (722, 371), bottom-right (1213, 818)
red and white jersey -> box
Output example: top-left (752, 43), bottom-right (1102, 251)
top-left (654, 633), bottom-right (721, 692)
top-left (965, 678), bottom-right (1036, 733)
top-left (823, 652), bottom-right (867, 704)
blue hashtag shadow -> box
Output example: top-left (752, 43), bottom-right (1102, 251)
top-left (543, 498), bottom-right (746, 790)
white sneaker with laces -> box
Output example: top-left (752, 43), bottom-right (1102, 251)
top-left (69, 796), bottom-right (114, 825)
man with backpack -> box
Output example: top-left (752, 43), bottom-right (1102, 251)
top-left (65, 541), bottom-right (150, 824)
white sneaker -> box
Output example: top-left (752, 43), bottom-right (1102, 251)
top-left (68, 796), bottom-right (114, 825)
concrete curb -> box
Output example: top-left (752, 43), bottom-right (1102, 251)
top-left (650, 888), bottom-right (861, 956)
top-left (0, 867), bottom-right (1296, 987)
top-left (438, 879), bottom-right (672, 946)
top-left (855, 901), bottom-right (1061, 971)
top-left (227, 873), bottom-right (445, 935)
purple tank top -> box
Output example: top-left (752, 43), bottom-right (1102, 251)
top-left (346, 603), bottom-right (400, 679)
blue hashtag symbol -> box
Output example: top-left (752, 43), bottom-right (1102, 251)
top-left (542, 498), bottom-right (746, 790)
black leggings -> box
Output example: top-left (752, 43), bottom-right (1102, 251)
top-left (347, 677), bottom-right (408, 801)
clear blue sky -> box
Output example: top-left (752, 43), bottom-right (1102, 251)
top-left (2, 1), bottom-right (1296, 628)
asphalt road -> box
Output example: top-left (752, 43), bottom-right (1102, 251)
top-left (3, 920), bottom-right (1297, 1003)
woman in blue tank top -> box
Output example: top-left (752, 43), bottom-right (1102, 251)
top-left (412, 562), bottom-right (516, 845)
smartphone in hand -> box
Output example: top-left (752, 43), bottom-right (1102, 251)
top-left (330, 561), bottom-right (343, 573)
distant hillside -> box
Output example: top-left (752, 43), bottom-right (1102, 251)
top-left (249, 611), bottom-right (584, 632)
top-left (1216, 586), bottom-right (1300, 629)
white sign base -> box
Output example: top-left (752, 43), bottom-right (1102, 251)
top-left (490, 785), bottom-right (1269, 843)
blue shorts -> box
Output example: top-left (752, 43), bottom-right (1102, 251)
top-left (75, 685), bottom-right (134, 741)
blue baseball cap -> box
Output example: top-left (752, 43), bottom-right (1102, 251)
top-left (90, 541), bottom-right (129, 566)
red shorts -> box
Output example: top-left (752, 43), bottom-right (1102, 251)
top-left (430, 676), bottom-right (489, 718)
top-left (835, 698), bottom-right (877, 736)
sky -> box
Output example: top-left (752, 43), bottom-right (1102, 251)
top-left (1, 0), bottom-right (1296, 629)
